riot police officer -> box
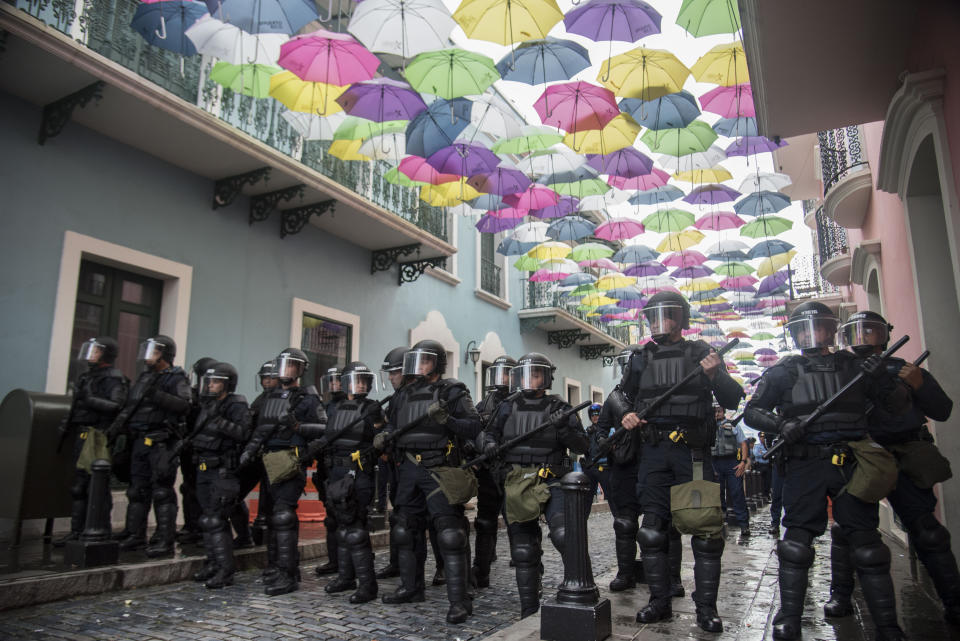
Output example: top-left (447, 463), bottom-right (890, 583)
top-left (745, 302), bottom-right (910, 640)
top-left (483, 352), bottom-right (589, 619)
top-left (375, 346), bottom-right (407, 580)
top-left (235, 361), bottom-right (277, 548)
top-left (313, 361), bottom-right (385, 603)
top-left (583, 403), bottom-right (615, 512)
top-left (314, 366), bottom-right (347, 576)
top-left (375, 339), bottom-right (482, 624)
top-left (189, 362), bottom-right (251, 588)
top-left (619, 292), bottom-right (743, 633)
top-left (108, 335), bottom-right (191, 557)
top-left (823, 312), bottom-right (958, 623)
top-left (54, 337), bottom-right (128, 546)
top-left (710, 406), bottom-right (750, 537)
top-left (179, 357), bottom-right (217, 545)
top-left (471, 354), bottom-right (516, 588)
top-left (239, 348), bottom-right (326, 596)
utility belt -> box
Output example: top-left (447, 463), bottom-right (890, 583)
top-left (502, 451), bottom-right (568, 467)
top-left (784, 442), bottom-right (852, 466)
top-left (325, 451), bottom-right (375, 473)
top-left (399, 444), bottom-right (458, 469)
top-left (193, 452), bottom-right (237, 471)
top-left (132, 430), bottom-right (173, 446)
top-left (642, 424), bottom-right (691, 445)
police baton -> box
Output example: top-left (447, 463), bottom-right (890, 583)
top-left (913, 351), bottom-right (930, 367)
top-left (461, 400), bottom-right (593, 469)
top-left (765, 334), bottom-right (910, 460)
top-left (583, 338), bottom-right (741, 469)
top-left (303, 394), bottom-right (393, 462)
top-left (372, 388), bottom-right (468, 455)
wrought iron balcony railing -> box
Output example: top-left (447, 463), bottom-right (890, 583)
top-left (12, 0), bottom-right (449, 243)
top-left (817, 126), bottom-right (869, 195)
top-left (815, 206), bottom-right (849, 263)
top-left (480, 258), bottom-right (502, 298)
top-left (523, 281), bottom-right (632, 345)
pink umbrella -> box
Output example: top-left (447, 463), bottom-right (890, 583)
top-left (487, 206), bottom-right (529, 219)
top-left (694, 211), bottom-right (744, 230)
top-left (661, 250), bottom-right (707, 267)
top-left (399, 156), bottom-right (460, 184)
top-left (720, 275), bottom-right (759, 289)
top-left (595, 217), bottom-right (645, 240)
top-left (534, 81), bottom-right (620, 133)
top-left (578, 257), bottom-right (620, 270)
top-left (530, 268), bottom-right (574, 282)
top-left (608, 167), bottom-right (670, 191)
top-left (278, 29), bottom-right (381, 84)
top-left (505, 185), bottom-right (560, 209)
top-left (700, 83), bottom-right (754, 118)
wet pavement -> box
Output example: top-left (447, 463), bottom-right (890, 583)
top-left (0, 507), bottom-right (957, 640)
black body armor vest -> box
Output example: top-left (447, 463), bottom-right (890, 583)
top-left (636, 343), bottom-right (712, 426)
top-left (780, 354), bottom-right (867, 442)
top-left (501, 395), bottom-right (567, 464)
top-left (395, 382), bottom-right (448, 451)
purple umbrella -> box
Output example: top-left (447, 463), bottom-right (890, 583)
top-left (624, 261), bottom-right (666, 277)
top-left (754, 348), bottom-right (777, 356)
top-left (530, 196), bottom-right (580, 219)
top-left (671, 265), bottom-right (714, 279)
top-left (683, 184), bottom-right (741, 206)
top-left (725, 135), bottom-right (787, 158)
top-left (585, 147), bottom-right (654, 178)
top-left (335, 77), bottom-right (427, 122)
top-left (757, 270), bottom-right (791, 296)
top-left (476, 214), bottom-right (522, 233)
top-left (426, 143), bottom-right (500, 177)
top-left (467, 167), bottom-right (531, 196)
top-left (744, 372), bottom-right (761, 380)
top-left (564, 0), bottom-right (662, 43)
top-left (699, 302), bottom-right (732, 313)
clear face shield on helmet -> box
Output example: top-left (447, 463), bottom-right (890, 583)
top-left (614, 351), bottom-right (632, 376)
top-left (200, 371), bottom-right (229, 398)
top-left (276, 354), bottom-right (306, 383)
top-left (137, 338), bottom-right (166, 367)
top-left (839, 319), bottom-right (889, 355)
top-left (787, 316), bottom-right (839, 351)
top-left (643, 304), bottom-right (685, 341)
top-left (379, 367), bottom-right (402, 392)
top-left (509, 363), bottom-right (552, 392)
top-left (402, 349), bottom-right (438, 378)
top-left (320, 369), bottom-right (342, 397)
top-left (485, 363), bottom-right (512, 389)
top-left (77, 338), bottom-right (105, 364)
top-left (342, 371), bottom-right (376, 396)
top-left (257, 366), bottom-right (278, 392)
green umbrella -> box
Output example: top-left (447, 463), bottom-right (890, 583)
top-left (740, 215), bottom-right (793, 238)
top-left (570, 242), bottom-right (614, 261)
top-left (493, 128), bottom-right (564, 155)
top-left (642, 209), bottom-right (695, 233)
top-left (405, 49), bottom-right (500, 99)
top-left (570, 283), bottom-right (600, 297)
top-left (641, 120), bottom-right (718, 156)
top-left (513, 255), bottom-right (542, 270)
top-left (751, 331), bottom-right (776, 340)
top-left (210, 62), bottom-right (280, 98)
top-left (713, 261), bottom-right (754, 276)
top-left (676, 0), bottom-right (742, 37)
top-left (549, 178), bottom-right (610, 198)
top-left (334, 117), bottom-right (408, 142)
top-left (384, 167), bottom-right (427, 187)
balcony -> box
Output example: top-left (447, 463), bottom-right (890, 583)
top-left (818, 127), bottom-right (872, 229)
top-left (0, 0), bottom-right (454, 259)
top-left (519, 282), bottom-right (629, 359)
top-left (815, 206), bottom-right (851, 286)
top-left (479, 258), bottom-right (502, 298)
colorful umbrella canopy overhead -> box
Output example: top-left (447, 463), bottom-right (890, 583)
top-left (496, 37), bottom-right (592, 85)
top-left (185, 15), bottom-right (286, 64)
top-left (131, 0), bottom-right (207, 55)
top-left (278, 30), bottom-right (382, 84)
top-left (212, 62), bottom-right (280, 98)
top-left (454, 0), bottom-right (565, 45)
top-left (676, 0), bottom-right (742, 37)
top-left (405, 49), bottom-right (500, 99)
top-left (348, 0), bottom-right (457, 59)
top-left (620, 90), bottom-right (700, 129)
top-left (209, 0), bottom-right (319, 34)
top-left (535, 81), bottom-right (620, 132)
top-left (599, 47), bottom-right (690, 100)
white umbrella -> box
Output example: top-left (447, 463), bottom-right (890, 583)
top-left (470, 92), bottom-right (525, 140)
top-left (655, 145), bottom-right (727, 173)
top-left (516, 145), bottom-right (585, 178)
top-left (510, 221), bottom-right (550, 243)
top-left (706, 239), bottom-right (750, 254)
top-left (358, 132), bottom-right (407, 161)
top-left (738, 171), bottom-right (793, 192)
top-left (186, 15), bottom-right (286, 65)
top-left (348, 0), bottom-right (456, 59)
top-left (280, 110), bottom-right (347, 141)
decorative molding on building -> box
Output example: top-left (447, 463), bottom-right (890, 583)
top-left (547, 329), bottom-right (590, 349)
top-left (249, 184), bottom-right (305, 225)
top-left (279, 200), bottom-right (335, 238)
top-left (38, 80), bottom-right (104, 145)
top-left (579, 344), bottom-right (615, 360)
top-left (474, 288), bottom-right (511, 310)
top-left (850, 239), bottom-right (882, 286)
top-left (371, 243), bottom-right (421, 274)
top-left (212, 167), bottom-right (271, 209)
top-left (398, 257), bottom-right (446, 285)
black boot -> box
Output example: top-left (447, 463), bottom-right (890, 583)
top-left (118, 501), bottom-right (149, 551)
top-left (472, 519), bottom-right (498, 589)
top-left (440, 518), bottom-right (472, 624)
top-left (264, 510), bottom-right (299, 596)
top-left (145, 501), bottom-right (178, 557)
top-left (853, 541), bottom-right (905, 641)
top-left (54, 494), bottom-right (87, 547)
top-left (668, 531), bottom-right (684, 598)
top-left (382, 523), bottom-right (425, 604)
top-left (262, 525), bottom-right (279, 582)
top-left (824, 526), bottom-right (855, 618)
top-left (772, 539), bottom-right (815, 640)
top-left (610, 526), bottom-right (639, 591)
top-left (912, 517), bottom-right (960, 624)
top-left (513, 533), bottom-right (542, 619)
top-left (205, 522), bottom-right (236, 589)
top-left (377, 522), bottom-right (400, 578)
top-left (325, 530), bottom-right (357, 594)
top-left (347, 527), bottom-right (378, 604)
top-left (194, 525), bottom-right (218, 582)
top-left (230, 502), bottom-right (254, 549)
top-left (315, 526), bottom-right (339, 576)
top-left (691, 536), bottom-right (724, 633)
top-left (636, 550), bottom-right (672, 623)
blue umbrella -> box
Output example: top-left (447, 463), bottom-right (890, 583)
top-left (130, 0), bottom-right (207, 55)
top-left (613, 245), bottom-right (658, 263)
top-left (708, 249), bottom-right (749, 261)
top-left (713, 116), bottom-right (758, 138)
top-left (537, 164), bottom-right (599, 185)
top-left (497, 237), bottom-right (538, 256)
top-left (405, 98), bottom-right (473, 158)
top-left (595, 304), bottom-right (630, 315)
top-left (688, 288), bottom-right (725, 302)
top-left (628, 185), bottom-right (685, 206)
top-left (619, 90), bottom-right (700, 130)
top-left (497, 37), bottom-right (592, 84)
top-left (547, 215), bottom-right (596, 241)
top-left (747, 239), bottom-right (795, 259)
top-left (469, 194), bottom-right (505, 210)
top-left (560, 273), bottom-right (598, 287)
top-left (208, 0), bottom-right (319, 34)
top-left (605, 285), bottom-right (645, 306)
top-left (734, 190), bottom-right (792, 216)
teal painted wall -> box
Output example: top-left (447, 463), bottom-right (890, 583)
top-left (0, 91), bottom-right (622, 406)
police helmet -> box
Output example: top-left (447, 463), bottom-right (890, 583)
top-left (320, 366), bottom-right (342, 397)
top-left (257, 360), bottom-right (278, 391)
top-left (642, 292), bottom-right (690, 343)
top-left (341, 361), bottom-right (377, 397)
top-left (485, 355), bottom-right (518, 390)
top-left (403, 340), bottom-right (448, 378)
top-left (588, 403), bottom-right (602, 418)
top-left (77, 336), bottom-right (119, 366)
top-left (276, 347), bottom-right (309, 382)
top-left (839, 311), bottom-right (892, 356)
top-left (139, 335), bottom-right (176, 366)
top-left (381, 346), bottom-right (407, 372)
top-left (200, 361), bottom-right (238, 397)
top-left (786, 301), bottom-right (838, 353)
top-left (190, 357), bottom-right (218, 389)
top-left (510, 352), bottom-right (555, 392)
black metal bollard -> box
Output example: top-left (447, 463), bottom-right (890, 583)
top-left (65, 459), bottom-right (118, 567)
top-left (541, 472), bottom-right (611, 641)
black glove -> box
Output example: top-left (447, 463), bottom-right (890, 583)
top-left (238, 449), bottom-right (255, 469)
top-left (277, 412), bottom-right (298, 430)
top-left (780, 419), bottom-right (806, 445)
top-left (861, 354), bottom-right (885, 379)
top-left (482, 440), bottom-right (498, 457)
top-left (549, 409), bottom-right (567, 426)
top-left (373, 431), bottom-right (389, 452)
top-left (428, 401), bottom-right (449, 425)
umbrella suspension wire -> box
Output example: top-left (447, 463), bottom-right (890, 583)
top-left (726, 0), bottom-right (742, 39)
top-left (601, 7), bottom-right (617, 83)
top-left (400, 4), bottom-right (407, 68)
top-left (507, 0), bottom-right (516, 69)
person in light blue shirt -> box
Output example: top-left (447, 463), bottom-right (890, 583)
top-left (710, 406), bottom-right (751, 537)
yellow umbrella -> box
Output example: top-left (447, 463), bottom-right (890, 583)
top-left (270, 72), bottom-right (347, 115)
top-left (598, 47), bottom-right (690, 99)
top-left (419, 179), bottom-right (481, 206)
top-left (327, 139), bottom-right (370, 161)
top-left (581, 293), bottom-right (618, 307)
top-left (563, 113), bottom-right (641, 154)
top-left (657, 229), bottom-right (704, 252)
top-left (673, 166), bottom-right (733, 183)
top-left (527, 241), bottom-right (571, 260)
top-left (756, 249), bottom-right (798, 277)
top-left (453, 0), bottom-right (564, 46)
top-left (696, 296), bottom-right (727, 305)
top-left (680, 277), bottom-right (720, 292)
top-left (596, 273), bottom-right (636, 289)
top-left (690, 41), bottom-right (749, 86)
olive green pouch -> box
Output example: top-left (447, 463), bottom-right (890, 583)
top-left (263, 448), bottom-right (301, 485)
top-left (429, 466), bottom-right (478, 505)
top-left (670, 480), bottom-right (723, 537)
top-left (885, 440), bottom-right (952, 489)
top-left (504, 465), bottom-right (551, 524)
top-left (77, 428), bottom-right (111, 473)
top-left (843, 438), bottom-right (899, 502)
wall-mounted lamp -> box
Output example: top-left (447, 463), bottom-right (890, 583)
top-left (464, 340), bottom-right (481, 365)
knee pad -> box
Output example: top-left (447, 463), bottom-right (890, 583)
top-left (475, 516), bottom-right (498, 535)
top-left (783, 527), bottom-right (815, 547)
top-left (152, 486), bottom-right (176, 506)
top-left (336, 527), bottom-right (350, 546)
top-left (436, 518), bottom-right (468, 551)
top-left (345, 527), bottom-right (369, 547)
top-left (613, 516), bottom-right (639, 538)
top-left (691, 535), bottom-right (724, 556)
top-left (269, 509), bottom-right (297, 532)
top-left (777, 539), bottom-right (815, 568)
top-left (637, 526), bottom-right (667, 551)
top-left (847, 528), bottom-right (882, 549)
top-left (199, 514), bottom-right (221, 533)
top-left (851, 541), bottom-right (891, 573)
top-left (829, 523), bottom-right (848, 546)
top-left (641, 513), bottom-right (666, 532)
top-left (511, 540), bottom-right (540, 566)
top-left (548, 526), bottom-right (566, 553)
top-left (126, 484), bottom-right (150, 504)
top-left (393, 513), bottom-right (417, 547)
top-left (912, 513), bottom-right (951, 553)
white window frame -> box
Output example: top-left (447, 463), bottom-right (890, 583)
top-left (427, 211), bottom-right (461, 286)
top-left (590, 385), bottom-right (605, 405)
top-left (563, 377), bottom-right (582, 406)
top-left (474, 229), bottom-right (510, 309)
top-left (290, 297), bottom-right (361, 361)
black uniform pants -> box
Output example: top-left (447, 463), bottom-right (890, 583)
top-left (584, 463), bottom-right (616, 514)
top-left (781, 455), bottom-right (880, 539)
top-left (609, 461), bottom-right (641, 522)
top-left (325, 465), bottom-right (374, 531)
top-left (128, 435), bottom-right (177, 504)
top-left (197, 465), bottom-right (241, 518)
top-left (474, 465), bottom-right (502, 527)
top-left (639, 440), bottom-right (692, 521)
top-left (885, 470), bottom-right (938, 529)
